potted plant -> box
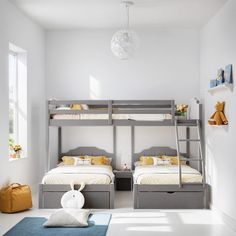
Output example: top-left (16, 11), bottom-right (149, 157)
top-left (175, 104), bottom-right (188, 119)
top-left (11, 144), bottom-right (22, 158)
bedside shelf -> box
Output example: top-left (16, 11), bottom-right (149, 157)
top-left (208, 83), bottom-right (233, 94)
top-left (114, 170), bottom-right (133, 191)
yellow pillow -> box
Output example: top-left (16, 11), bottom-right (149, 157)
top-left (103, 157), bottom-right (112, 165)
top-left (139, 156), bottom-right (154, 165)
top-left (61, 156), bottom-right (75, 165)
top-left (70, 104), bottom-right (82, 110)
top-left (162, 155), bottom-right (186, 165)
top-left (85, 156), bottom-right (107, 165)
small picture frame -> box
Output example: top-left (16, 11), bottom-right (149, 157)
top-left (224, 64), bottom-right (233, 84)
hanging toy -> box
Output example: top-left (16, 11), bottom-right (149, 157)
top-left (61, 182), bottom-right (85, 209)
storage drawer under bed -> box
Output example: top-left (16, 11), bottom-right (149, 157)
top-left (137, 191), bottom-right (204, 209)
top-left (39, 184), bottom-right (114, 209)
top-left (42, 191), bottom-right (111, 209)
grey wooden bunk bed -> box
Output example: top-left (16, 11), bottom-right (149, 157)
top-left (39, 99), bottom-right (208, 209)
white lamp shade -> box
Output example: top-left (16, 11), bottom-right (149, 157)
top-left (111, 29), bottom-right (139, 60)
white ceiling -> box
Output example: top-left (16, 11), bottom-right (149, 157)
top-left (10, 0), bottom-right (228, 29)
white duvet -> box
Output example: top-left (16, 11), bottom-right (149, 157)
top-left (42, 165), bottom-right (114, 185)
top-left (53, 114), bottom-right (172, 121)
top-left (133, 165), bottom-right (202, 184)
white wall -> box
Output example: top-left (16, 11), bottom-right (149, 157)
top-left (46, 29), bottom-right (200, 168)
top-left (0, 0), bottom-right (46, 189)
top-left (200, 0), bottom-right (236, 225)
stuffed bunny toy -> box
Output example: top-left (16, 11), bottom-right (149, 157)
top-left (61, 182), bottom-right (85, 209)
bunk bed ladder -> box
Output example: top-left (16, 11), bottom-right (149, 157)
top-left (175, 119), bottom-right (182, 188)
top-left (175, 119), bottom-right (205, 188)
top-left (196, 120), bottom-right (206, 187)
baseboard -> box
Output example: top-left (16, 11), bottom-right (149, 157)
top-left (210, 204), bottom-right (236, 232)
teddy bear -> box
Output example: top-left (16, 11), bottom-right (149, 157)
top-left (208, 101), bottom-right (228, 125)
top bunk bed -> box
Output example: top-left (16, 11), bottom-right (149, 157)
top-left (48, 99), bottom-right (200, 127)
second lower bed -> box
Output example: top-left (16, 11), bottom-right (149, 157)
top-left (39, 165), bottom-right (115, 209)
top-left (133, 165), bottom-right (209, 209)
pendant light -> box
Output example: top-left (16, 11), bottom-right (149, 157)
top-left (111, 1), bottom-right (139, 60)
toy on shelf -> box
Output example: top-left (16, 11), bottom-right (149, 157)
top-left (208, 101), bottom-right (228, 126)
top-left (216, 68), bottom-right (224, 85)
top-left (123, 163), bottom-right (130, 171)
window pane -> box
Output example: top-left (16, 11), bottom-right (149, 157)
top-left (9, 53), bottom-right (17, 152)
top-left (9, 102), bottom-right (14, 135)
top-left (9, 53), bottom-right (17, 102)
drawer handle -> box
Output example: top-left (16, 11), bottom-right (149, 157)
top-left (167, 191), bottom-right (175, 194)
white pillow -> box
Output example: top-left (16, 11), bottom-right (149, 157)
top-left (43, 209), bottom-right (90, 227)
top-left (152, 157), bottom-right (170, 166)
top-left (81, 104), bottom-right (89, 110)
top-left (106, 157), bottom-right (112, 165)
top-left (56, 106), bottom-right (71, 110)
top-left (74, 157), bottom-right (91, 166)
top-left (134, 161), bottom-right (142, 167)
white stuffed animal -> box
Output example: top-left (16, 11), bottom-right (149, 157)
top-left (61, 182), bottom-right (85, 209)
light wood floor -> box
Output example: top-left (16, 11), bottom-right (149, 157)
top-left (1, 191), bottom-right (236, 236)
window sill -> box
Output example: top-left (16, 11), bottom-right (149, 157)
top-left (9, 156), bottom-right (28, 162)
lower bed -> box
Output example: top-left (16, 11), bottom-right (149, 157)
top-left (133, 165), bottom-right (203, 184)
top-left (42, 165), bottom-right (114, 185)
top-left (133, 165), bottom-right (209, 209)
top-left (39, 165), bottom-right (115, 209)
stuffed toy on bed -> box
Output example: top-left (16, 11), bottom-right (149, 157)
top-left (208, 101), bottom-right (228, 125)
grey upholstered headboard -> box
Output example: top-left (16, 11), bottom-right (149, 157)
top-left (132, 146), bottom-right (177, 169)
top-left (59, 146), bottom-right (116, 168)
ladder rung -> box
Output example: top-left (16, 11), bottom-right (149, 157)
top-left (178, 139), bottom-right (200, 142)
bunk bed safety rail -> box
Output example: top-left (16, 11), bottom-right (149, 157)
top-left (48, 99), bottom-right (175, 126)
top-left (48, 99), bottom-right (112, 125)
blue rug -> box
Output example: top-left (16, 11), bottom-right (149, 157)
top-left (4, 213), bottom-right (111, 236)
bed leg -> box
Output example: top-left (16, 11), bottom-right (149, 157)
top-left (204, 184), bottom-right (209, 209)
top-left (110, 183), bottom-right (115, 209)
top-left (133, 184), bottom-right (138, 209)
top-left (38, 184), bottom-right (44, 209)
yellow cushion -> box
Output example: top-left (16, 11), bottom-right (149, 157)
top-left (85, 156), bottom-right (107, 165)
top-left (61, 156), bottom-right (75, 165)
top-left (139, 156), bottom-right (154, 165)
top-left (70, 104), bottom-right (82, 110)
top-left (103, 157), bottom-right (111, 165)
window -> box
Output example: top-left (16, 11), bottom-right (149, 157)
top-left (9, 52), bottom-right (18, 147)
top-left (8, 43), bottom-right (27, 160)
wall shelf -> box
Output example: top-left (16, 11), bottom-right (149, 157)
top-left (208, 83), bottom-right (233, 94)
top-left (9, 157), bottom-right (28, 162)
top-left (209, 125), bottom-right (228, 127)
